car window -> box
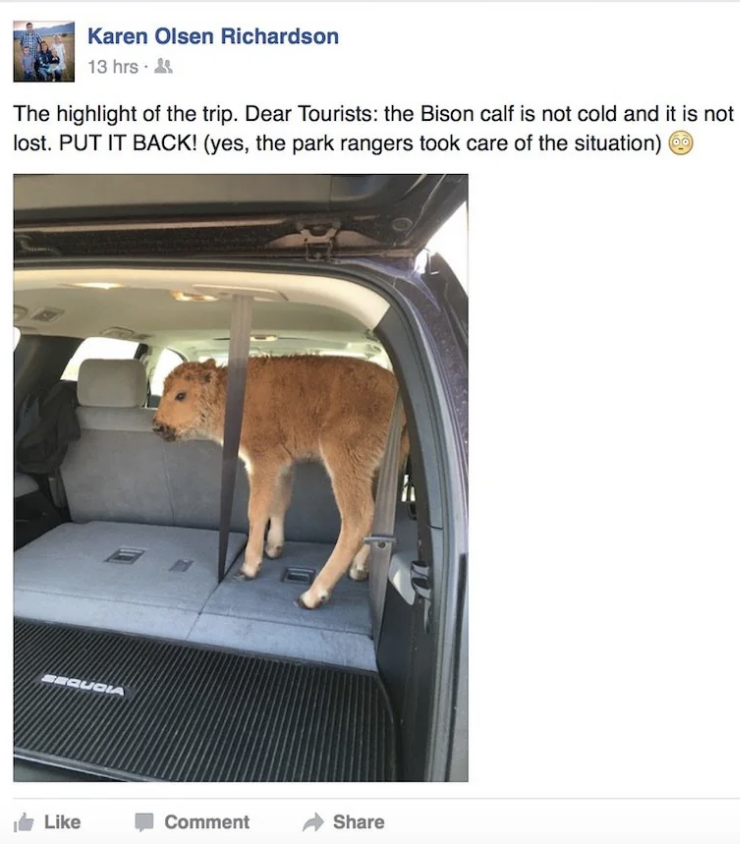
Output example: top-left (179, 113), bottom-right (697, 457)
top-left (197, 348), bottom-right (391, 368)
top-left (150, 348), bottom-right (186, 396)
top-left (61, 337), bottom-right (140, 381)
top-left (426, 202), bottom-right (468, 292)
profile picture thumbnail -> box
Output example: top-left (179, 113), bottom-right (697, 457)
top-left (14, 20), bottom-right (75, 83)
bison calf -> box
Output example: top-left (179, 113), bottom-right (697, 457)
top-left (152, 355), bottom-right (407, 609)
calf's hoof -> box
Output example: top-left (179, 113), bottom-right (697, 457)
top-left (265, 542), bottom-right (284, 559)
top-left (238, 559), bottom-right (262, 580)
top-left (296, 588), bottom-right (331, 610)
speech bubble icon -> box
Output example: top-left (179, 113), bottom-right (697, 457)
top-left (134, 813), bottom-right (154, 832)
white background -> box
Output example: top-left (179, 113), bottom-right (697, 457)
top-left (4, 2), bottom-right (740, 841)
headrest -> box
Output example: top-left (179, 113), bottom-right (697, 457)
top-left (77, 359), bottom-right (147, 408)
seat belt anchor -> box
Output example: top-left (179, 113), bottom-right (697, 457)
top-left (364, 533), bottom-right (397, 551)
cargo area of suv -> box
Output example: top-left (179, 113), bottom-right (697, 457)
top-left (13, 175), bottom-right (468, 783)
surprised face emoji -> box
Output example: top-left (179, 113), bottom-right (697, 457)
top-left (669, 131), bottom-right (693, 155)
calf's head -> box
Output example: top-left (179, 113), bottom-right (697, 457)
top-left (152, 359), bottom-right (220, 442)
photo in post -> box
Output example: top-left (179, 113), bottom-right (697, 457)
top-left (13, 173), bottom-right (469, 783)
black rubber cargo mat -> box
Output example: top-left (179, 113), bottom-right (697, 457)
top-left (14, 619), bottom-right (397, 782)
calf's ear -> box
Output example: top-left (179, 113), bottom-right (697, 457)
top-left (200, 359), bottom-right (218, 384)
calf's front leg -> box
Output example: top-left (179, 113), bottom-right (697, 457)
top-left (238, 465), bottom-right (279, 579)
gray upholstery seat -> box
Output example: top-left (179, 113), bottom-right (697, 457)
top-left (61, 359), bottom-right (175, 526)
top-left (163, 440), bottom-right (341, 542)
top-left (60, 359), bottom-right (342, 541)
top-left (14, 473), bottom-right (38, 498)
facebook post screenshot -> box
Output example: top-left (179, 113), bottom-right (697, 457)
top-left (4, 1), bottom-right (739, 841)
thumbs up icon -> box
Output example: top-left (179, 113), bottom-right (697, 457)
top-left (14, 812), bottom-right (34, 832)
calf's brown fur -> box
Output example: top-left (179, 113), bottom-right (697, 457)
top-left (152, 355), bottom-right (407, 609)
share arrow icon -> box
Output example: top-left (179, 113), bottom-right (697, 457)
top-left (302, 813), bottom-right (325, 832)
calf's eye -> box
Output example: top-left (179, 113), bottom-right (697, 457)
top-left (175, 392), bottom-right (186, 401)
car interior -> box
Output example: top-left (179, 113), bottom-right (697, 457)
top-left (13, 174), bottom-right (468, 784)
top-left (15, 275), bottom-right (409, 671)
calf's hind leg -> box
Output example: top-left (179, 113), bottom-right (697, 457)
top-left (297, 441), bottom-right (376, 610)
top-left (348, 435), bottom-right (408, 582)
top-left (349, 543), bottom-right (371, 582)
top-left (265, 465), bottom-right (293, 559)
